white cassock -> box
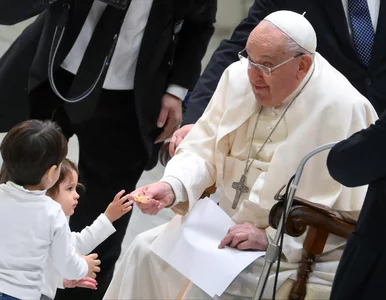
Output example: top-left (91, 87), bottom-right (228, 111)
top-left (104, 53), bottom-right (378, 300)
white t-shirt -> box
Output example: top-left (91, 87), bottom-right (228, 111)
top-left (41, 214), bottom-right (116, 299)
top-left (0, 182), bottom-right (88, 299)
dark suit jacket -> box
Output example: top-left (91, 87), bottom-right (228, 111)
top-left (327, 112), bottom-right (386, 299)
top-left (0, 0), bottom-right (216, 169)
top-left (183, 0), bottom-right (386, 125)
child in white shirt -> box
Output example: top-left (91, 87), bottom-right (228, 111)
top-left (40, 158), bottom-right (133, 300)
top-left (0, 120), bottom-right (101, 300)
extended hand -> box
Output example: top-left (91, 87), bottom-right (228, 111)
top-left (131, 182), bottom-right (175, 215)
top-left (218, 223), bottom-right (268, 251)
top-left (155, 93), bottom-right (183, 143)
top-left (64, 277), bottom-right (97, 290)
top-left (168, 124), bottom-right (194, 157)
top-left (104, 190), bottom-right (133, 223)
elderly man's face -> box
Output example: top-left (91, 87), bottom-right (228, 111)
top-left (246, 22), bottom-right (310, 107)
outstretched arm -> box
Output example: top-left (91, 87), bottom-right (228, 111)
top-left (327, 112), bottom-right (386, 188)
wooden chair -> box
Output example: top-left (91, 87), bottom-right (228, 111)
top-left (269, 186), bottom-right (356, 300)
top-left (159, 143), bottom-right (356, 300)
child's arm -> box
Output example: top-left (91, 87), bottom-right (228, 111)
top-left (71, 190), bottom-right (133, 255)
top-left (50, 209), bottom-right (100, 280)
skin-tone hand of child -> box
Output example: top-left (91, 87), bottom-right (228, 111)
top-left (104, 190), bottom-right (134, 223)
top-left (63, 277), bottom-right (97, 290)
top-left (82, 253), bottom-right (101, 279)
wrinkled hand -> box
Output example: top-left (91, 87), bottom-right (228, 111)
top-left (63, 277), bottom-right (97, 290)
top-left (130, 182), bottom-right (175, 215)
top-left (168, 124), bottom-right (194, 157)
top-left (218, 223), bottom-right (268, 251)
top-left (155, 93), bottom-right (183, 143)
top-left (104, 190), bottom-right (134, 223)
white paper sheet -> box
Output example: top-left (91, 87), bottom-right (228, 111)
top-left (151, 198), bottom-right (265, 297)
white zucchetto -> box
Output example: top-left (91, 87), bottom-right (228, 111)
top-left (264, 10), bottom-right (317, 54)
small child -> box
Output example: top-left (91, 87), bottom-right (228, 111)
top-left (41, 158), bottom-right (133, 300)
top-left (0, 120), bottom-right (100, 300)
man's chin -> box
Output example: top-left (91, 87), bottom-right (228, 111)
top-left (254, 95), bottom-right (272, 107)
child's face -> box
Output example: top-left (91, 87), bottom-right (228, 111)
top-left (56, 170), bottom-right (80, 216)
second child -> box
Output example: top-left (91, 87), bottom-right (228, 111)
top-left (41, 158), bottom-right (134, 300)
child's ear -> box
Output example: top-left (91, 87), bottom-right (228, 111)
top-left (46, 165), bottom-right (59, 183)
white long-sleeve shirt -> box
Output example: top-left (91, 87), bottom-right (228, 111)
top-left (61, 0), bottom-right (187, 100)
top-left (41, 214), bottom-right (116, 299)
top-left (0, 182), bottom-right (88, 300)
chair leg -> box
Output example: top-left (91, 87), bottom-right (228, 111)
top-left (288, 227), bottom-right (328, 300)
top-left (288, 251), bottom-right (315, 300)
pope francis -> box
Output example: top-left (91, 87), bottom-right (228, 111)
top-left (104, 11), bottom-right (378, 300)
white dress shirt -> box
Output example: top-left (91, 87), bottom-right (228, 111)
top-left (0, 182), bottom-right (88, 300)
top-left (341, 0), bottom-right (380, 33)
top-left (61, 0), bottom-right (187, 100)
top-left (41, 214), bottom-right (116, 299)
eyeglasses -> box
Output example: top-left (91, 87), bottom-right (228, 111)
top-left (238, 49), bottom-right (304, 76)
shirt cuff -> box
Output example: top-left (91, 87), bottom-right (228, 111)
top-left (160, 176), bottom-right (188, 208)
top-left (98, 214), bottom-right (117, 235)
top-left (166, 84), bottom-right (188, 101)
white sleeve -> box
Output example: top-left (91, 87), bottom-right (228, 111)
top-left (160, 69), bottom-right (233, 211)
top-left (166, 84), bottom-right (188, 101)
top-left (71, 214), bottom-right (116, 255)
top-left (160, 176), bottom-right (188, 207)
top-left (50, 210), bottom-right (88, 280)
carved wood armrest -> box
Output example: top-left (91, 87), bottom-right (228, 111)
top-left (269, 201), bottom-right (355, 239)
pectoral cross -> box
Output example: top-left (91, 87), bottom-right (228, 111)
top-left (231, 174), bottom-right (250, 209)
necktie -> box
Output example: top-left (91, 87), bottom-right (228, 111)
top-left (65, 3), bottom-right (130, 123)
top-left (348, 0), bottom-right (375, 66)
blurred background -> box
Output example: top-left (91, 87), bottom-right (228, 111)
top-left (0, 0), bottom-right (254, 253)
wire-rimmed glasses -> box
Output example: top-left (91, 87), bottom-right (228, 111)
top-left (238, 49), bottom-right (304, 76)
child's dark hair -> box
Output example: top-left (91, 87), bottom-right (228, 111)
top-left (0, 120), bottom-right (68, 186)
top-left (47, 158), bottom-right (82, 198)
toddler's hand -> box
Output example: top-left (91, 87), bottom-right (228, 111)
top-left (63, 277), bottom-right (97, 290)
top-left (104, 190), bottom-right (133, 223)
top-left (83, 253), bottom-right (101, 279)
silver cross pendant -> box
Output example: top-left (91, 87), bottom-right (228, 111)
top-left (231, 174), bottom-right (250, 209)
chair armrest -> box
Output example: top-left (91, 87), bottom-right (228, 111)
top-left (269, 201), bottom-right (356, 239)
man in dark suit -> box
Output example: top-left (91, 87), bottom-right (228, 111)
top-left (0, 1), bottom-right (216, 299)
top-left (327, 112), bottom-right (386, 299)
top-left (169, 0), bottom-right (384, 154)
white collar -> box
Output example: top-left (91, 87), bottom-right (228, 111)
top-left (5, 181), bottom-right (47, 196)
